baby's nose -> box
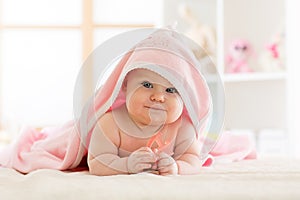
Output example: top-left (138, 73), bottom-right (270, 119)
top-left (150, 91), bottom-right (165, 103)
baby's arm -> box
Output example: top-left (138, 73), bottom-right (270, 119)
top-left (88, 113), bottom-right (156, 176)
top-left (88, 113), bottom-right (127, 175)
top-left (173, 120), bottom-right (203, 175)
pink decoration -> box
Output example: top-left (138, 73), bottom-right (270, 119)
top-left (226, 39), bottom-right (254, 73)
top-left (266, 43), bottom-right (279, 59)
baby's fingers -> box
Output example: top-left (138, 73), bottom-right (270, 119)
top-left (134, 152), bottom-right (156, 162)
top-left (135, 163), bottom-right (153, 171)
top-left (158, 157), bottom-right (175, 168)
top-left (157, 152), bottom-right (175, 168)
top-left (156, 152), bottom-right (178, 175)
top-left (138, 155), bottom-right (157, 163)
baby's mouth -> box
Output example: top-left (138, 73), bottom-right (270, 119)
top-left (145, 105), bottom-right (166, 111)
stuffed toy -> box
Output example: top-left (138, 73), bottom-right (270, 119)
top-left (259, 31), bottom-right (285, 72)
top-left (178, 4), bottom-right (216, 60)
top-left (225, 39), bottom-right (254, 73)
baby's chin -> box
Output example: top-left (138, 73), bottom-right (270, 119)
top-left (145, 117), bottom-right (179, 127)
top-left (137, 118), bottom-right (166, 127)
top-left (131, 112), bottom-right (179, 128)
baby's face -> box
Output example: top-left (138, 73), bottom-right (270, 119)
top-left (124, 69), bottom-right (183, 127)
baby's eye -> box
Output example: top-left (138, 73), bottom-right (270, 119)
top-left (165, 87), bottom-right (178, 94)
top-left (142, 81), bottom-right (153, 88)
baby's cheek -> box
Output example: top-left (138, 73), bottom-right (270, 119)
top-left (127, 95), bottom-right (142, 110)
top-left (169, 100), bottom-right (184, 120)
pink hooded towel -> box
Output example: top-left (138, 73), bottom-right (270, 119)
top-left (0, 28), bottom-right (256, 173)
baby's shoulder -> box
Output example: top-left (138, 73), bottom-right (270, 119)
top-left (97, 111), bottom-right (115, 125)
top-left (174, 115), bottom-right (194, 129)
top-left (175, 116), bottom-right (196, 137)
top-left (96, 111), bottom-right (120, 145)
top-left (96, 111), bottom-right (119, 134)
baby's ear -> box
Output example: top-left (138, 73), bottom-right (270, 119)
top-left (122, 78), bottom-right (127, 92)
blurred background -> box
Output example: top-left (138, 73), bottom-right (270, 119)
top-left (0, 0), bottom-right (299, 158)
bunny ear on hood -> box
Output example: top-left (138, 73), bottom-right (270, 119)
top-left (78, 27), bottom-right (221, 160)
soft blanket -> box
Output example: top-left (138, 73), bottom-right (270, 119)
top-left (1, 158), bottom-right (298, 200)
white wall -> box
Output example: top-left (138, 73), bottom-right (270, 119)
top-left (286, 0), bottom-right (300, 157)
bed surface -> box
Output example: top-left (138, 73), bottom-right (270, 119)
top-left (1, 157), bottom-right (300, 200)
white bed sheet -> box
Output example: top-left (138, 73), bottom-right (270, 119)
top-left (1, 157), bottom-right (300, 200)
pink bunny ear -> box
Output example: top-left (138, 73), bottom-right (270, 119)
top-left (210, 131), bottom-right (257, 162)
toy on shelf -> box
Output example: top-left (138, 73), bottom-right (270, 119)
top-left (225, 39), bottom-right (254, 73)
top-left (178, 4), bottom-right (216, 60)
top-left (259, 30), bottom-right (285, 72)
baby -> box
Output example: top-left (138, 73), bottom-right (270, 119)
top-left (0, 28), bottom-right (215, 174)
top-left (88, 68), bottom-right (202, 175)
top-left (85, 28), bottom-right (213, 176)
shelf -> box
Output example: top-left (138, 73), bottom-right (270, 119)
top-left (162, 0), bottom-right (289, 147)
top-left (222, 72), bottom-right (286, 83)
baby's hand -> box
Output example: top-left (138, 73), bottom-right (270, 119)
top-left (157, 152), bottom-right (178, 175)
top-left (127, 147), bottom-right (157, 174)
